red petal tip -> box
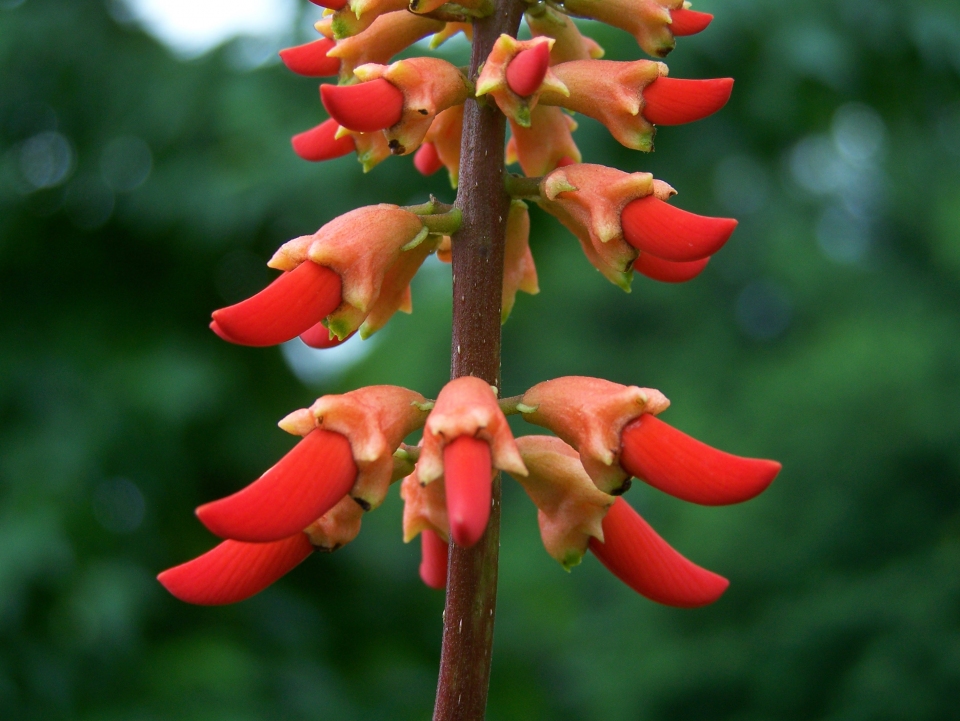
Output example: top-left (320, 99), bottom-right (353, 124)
top-left (299, 321), bottom-right (354, 349)
top-left (642, 77), bottom-right (733, 126)
top-left (506, 43), bottom-right (551, 97)
top-left (279, 38), bottom-right (339, 77)
top-left (419, 529), bottom-right (448, 590)
top-left (158, 535), bottom-right (314, 606)
top-left (196, 429), bottom-right (358, 542)
top-left (555, 156), bottom-right (576, 168)
top-left (211, 261), bottom-right (342, 347)
top-left (292, 118), bottom-right (355, 162)
top-left (321, 79), bottom-right (404, 133)
top-left (444, 436), bottom-right (492, 548)
top-left (589, 497), bottom-right (729, 608)
top-left (634, 254), bottom-right (710, 283)
top-left (620, 414), bottom-right (781, 505)
top-left (621, 195), bottom-right (737, 262)
top-left (308, 0), bottom-right (347, 9)
top-left (414, 142), bottom-right (443, 176)
top-left (670, 8), bottom-right (714, 36)
top-left (210, 320), bottom-right (238, 343)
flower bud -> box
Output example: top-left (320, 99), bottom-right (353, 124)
top-left (330, 0), bottom-right (409, 39)
top-left (620, 194), bottom-right (737, 263)
top-left (526, 6), bottom-right (605, 64)
top-left (667, 7), bottom-right (713, 36)
top-left (279, 37), bottom-right (340, 77)
top-left (501, 200), bottom-right (539, 323)
top-left (401, 464), bottom-right (449, 543)
top-left (322, 78), bottom-right (405, 133)
top-left (520, 376), bottom-right (669, 494)
top-left (292, 118), bottom-right (356, 162)
top-left (513, 436), bottom-right (613, 569)
top-left (642, 77), bottom-right (733, 126)
top-left (414, 142), bottom-right (443, 176)
top-left (423, 105), bottom-right (463, 186)
top-left (305, 495), bottom-right (365, 551)
top-left (419, 529), bottom-right (448, 589)
top-left (327, 11), bottom-right (443, 78)
top-left (158, 534), bottom-right (314, 606)
top-left (634, 253), bottom-right (710, 283)
top-left (507, 105), bottom-right (581, 177)
top-left (443, 436), bottom-right (493, 547)
top-left (506, 43), bottom-right (552, 97)
top-left (589, 497), bottom-right (729, 607)
top-left (558, 0), bottom-right (683, 58)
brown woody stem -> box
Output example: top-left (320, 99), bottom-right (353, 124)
top-left (433, 1), bottom-right (526, 719)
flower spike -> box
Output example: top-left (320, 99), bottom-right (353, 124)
top-left (158, 534), bottom-right (314, 606)
top-left (321, 79), bottom-right (405, 133)
top-left (292, 119), bottom-right (356, 162)
top-left (211, 261), bottom-right (343, 347)
top-left (506, 42), bottom-right (551, 97)
top-left (444, 435), bottom-right (493, 548)
top-left (196, 429), bottom-right (358, 543)
top-left (634, 253), bottom-right (710, 283)
top-left (620, 414), bottom-right (781, 505)
top-left (620, 195), bottom-right (737, 262)
top-left (420, 529), bottom-right (448, 589)
top-left (669, 8), bottom-right (714, 36)
top-left (279, 38), bottom-right (340, 77)
top-left (589, 497), bottom-right (729, 607)
top-left (642, 77), bottom-right (734, 126)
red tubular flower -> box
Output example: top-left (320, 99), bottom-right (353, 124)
top-left (291, 119), bottom-right (356, 162)
top-left (211, 261), bottom-right (343, 347)
top-left (506, 42), bottom-right (551, 97)
top-left (279, 38), bottom-right (340, 77)
top-left (669, 8), bottom-right (713, 36)
top-left (588, 497), bottom-right (729, 607)
top-left (620, 194), bottom-right (737, 262)
top-left (414, 142), bottom-right (443, 176)
top-left (157, 534), bottom-right (314, 606)
top-left (299, 322), bottom-right (353, 348)
top-left (321, 79), bottom-right (404, 133)
top-left (634, 253), bottom-right (710, 283)
top-left (420, 528), bottom-right (448, 589)
top-left (443, 435), bottom-right (493, 548)
top-left (620, 414), bottom-right (781, 505)
top-left (196, 429), bottom-right (358, 542)
top-left (642, 77), bottom-right (734, 126)
top-left (309, 0), bottom-right (347, 9)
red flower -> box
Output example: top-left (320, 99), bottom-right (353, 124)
top-left (419, 529), bottom-right (449, 590)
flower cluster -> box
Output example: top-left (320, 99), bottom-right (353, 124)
top-left (160, 0), bottom-right (781, 616)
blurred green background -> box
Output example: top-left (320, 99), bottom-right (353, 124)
top-left (2, 0), bottom-right (959, 718)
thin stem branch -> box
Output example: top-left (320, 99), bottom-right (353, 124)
top-left (433, 1), bottom-right (526, 719)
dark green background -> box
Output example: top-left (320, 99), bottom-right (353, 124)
top-left (2, 0), bottom-right (959, 718)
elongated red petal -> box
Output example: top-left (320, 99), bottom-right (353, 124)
top-left (308, 0), bottom-right (347, 9)
top-left (444, 436), bottom-right (492, 548)
top-left (670, 8), bottom-right (714, 36)
top-left (321, 79), bottom-right (404, 133)
top-left (292, 119), bottom-right (356, 162)
top-left (299, 321), bottom-right (354, 348)
top-left (589, 497), bottom-right (728, 607)
top-left (620, 414), bottom-right (781, 505)
top-left (414, 142), bottom-right (443, 176)
top-left (506, 43), bottom-right (551, 97)
top-left (621, 195), bottom-right (737, 262)
top-left (419, 529), bottom-right (448, 589)
top-left (635, 254), bottom-right (710, 283)
top-left (642, 77), bottom-right (733, 126)
top-left (279, 38), bottom-right (339, 77)
top-left (209, 320), bottom-right (240, 343)
top-left (158, 535), bottom-right (314, 606)
top-left (196, 429), bottom-right (358, 542)
top-left (211, 261), bottom-right (342, 347)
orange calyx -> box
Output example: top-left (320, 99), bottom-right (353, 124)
top-left (588, 497), bottom-right (729, 608)
top-left (443, 435), bottom-right (493, 548)
top-left (620, 414), bottom-right (781, 505)
top-left (669, 8), bottom-right (714, 37)
top-left (414, 141), bottom-right (443, 176)
top-left (291, 119), bottom-right (356, 162)
top-left (642, 77), bottom-right (733, 126)
top-left (157, 535), bottom-right (314, 606)
top-left (211, 261), bottom-right (343, 347)
top-left (620, 195), bottom-right (737, 263)
top-left (279, 38), bottom-right (339, 77)
top-left (419, 529), bottom-right (448, 589)
top-left (505, 42), bottom-right (551, 97)
top-left (196, 429), bottom-right (358, 542)
top-left (321, 79), bottom-right (404, 133)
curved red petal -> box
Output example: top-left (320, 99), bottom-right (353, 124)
top-left (196, 429), bottom-right (358, 542)
top-left (506, 43), bottom-right (550, 97)
top-left (634, 253), bottom-right (710, 283)
top-left (279, 38), bottom-right (339, 77)
top-left (589, 497), bottom-right (729, 607)
top-left (669, 8), bottom-right (714, 36)
top-left (211, 261), bottom-right (342, 347)
top-left (209, 319), bottom-right (240, 343)
top-left (157, 534), bottom-right (314, 606)
top-left (299, 322), bottom-right (354, 349)
top-left (292, 119), bottom-right (355, 162)
top-left (321, 79), bottom-right (404, 133)
top-left (419, 529), bottom-right (448, 590)
top-left (308, 0), bottom-right (347, 9)
top-left (642, 77), bottom-right (733, 126)
top-left (444, 435), bottom-right (492, 548)
top-left (621, 195), bottom-right (737, 262)
top-left (414, 142), bottom-right (443, 176)
top-left (620, 414), bottom-right (781, 505)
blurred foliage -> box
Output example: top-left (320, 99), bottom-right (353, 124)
top-left (1, 0), bottom-right (959, 719)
